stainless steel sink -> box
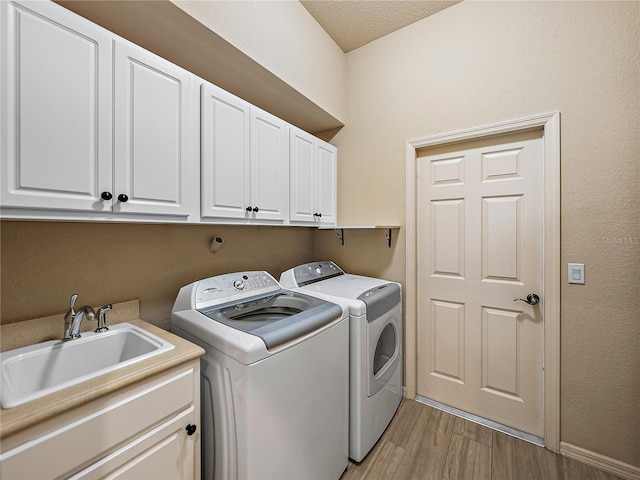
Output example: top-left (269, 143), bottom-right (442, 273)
top-left (0, 323), bottom-right (174, 409)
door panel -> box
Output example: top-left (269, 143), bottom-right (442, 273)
top-left (417, 130), bottom-right (543, 437)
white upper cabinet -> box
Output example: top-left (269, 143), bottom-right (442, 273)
top-left (290, 127), bottom-right (337, 225)
top-left (249, 107), bottom-right (289, 222)
top-left (201, 82), bottom-right (289, 222)
top-left (201, 83), bottom-right (251, 219)
top-left (0, 1), bottom-right (199, 218)
top-left (0, 0), bottom-right (113, 211)
top-left (113, 43), bottom-right (198, 217)
top-left (1, 1), bottom-right (334, 226)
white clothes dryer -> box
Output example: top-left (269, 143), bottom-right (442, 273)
top-left (171, 271), bottom-right (349, 480)
top-left (280, 261), bottom-right (403, 462)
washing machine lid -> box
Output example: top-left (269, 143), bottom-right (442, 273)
top-left (198, 290), bottom-right (342, 349)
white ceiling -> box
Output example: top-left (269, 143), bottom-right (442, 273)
top-left (300, 0), bottom-right (461, 53)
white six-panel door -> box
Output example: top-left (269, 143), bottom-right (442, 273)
top-left (416, 130), bottom-right (544, 437)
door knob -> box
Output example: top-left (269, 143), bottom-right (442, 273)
top-left (117, 193), bottom-right (129, 203)
top-left (514, 293), bottom-right (540, 305)
top-left (100, 191), bottom-right (113, 201)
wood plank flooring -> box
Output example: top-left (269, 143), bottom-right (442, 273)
top-left (341, 399), bottom-right (623, 480)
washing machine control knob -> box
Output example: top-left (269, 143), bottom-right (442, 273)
top-left (233, 280), bottom-right (245, 290)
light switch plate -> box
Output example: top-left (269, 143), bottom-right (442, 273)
top-left (568, 263), bottom-right (585, 284)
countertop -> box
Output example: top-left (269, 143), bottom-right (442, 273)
top-left (0, 306), bottom-right (204, 439)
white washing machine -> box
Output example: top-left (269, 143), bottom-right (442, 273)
top-left (171, 271), bottom-right (349, 480)
top-left (280, 261), bottom-right (403, 462)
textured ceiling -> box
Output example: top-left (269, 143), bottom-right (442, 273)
top-left (301, 0), bottom-right (461, 52)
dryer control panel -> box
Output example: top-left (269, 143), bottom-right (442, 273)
top-left (284, 261), bottom-right (345, 287)
top-left (193, 271), bottom-right (281, 309)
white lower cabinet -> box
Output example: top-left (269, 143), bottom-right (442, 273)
top-left (201, 82), bottom-right (289, 222)
top-left (290, 127), bottom-right (337, 225)
top-left (0, 361), bottom-right (201, 480)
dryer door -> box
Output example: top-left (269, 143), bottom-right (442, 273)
top-left (360, 284), bottom-right (403, 397)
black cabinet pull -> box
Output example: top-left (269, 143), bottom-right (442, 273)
top-left (253, 207), bottom-right (259, 213)
top-left (117, 194), bottom-right (129, 203)
top-left (100, 191), bottom-right (113, 201)
top-left (186, 424), bottom-right (197, 436)
top-left (246, 206), bottom-right (253, 212)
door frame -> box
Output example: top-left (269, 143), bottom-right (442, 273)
top-left (405, 112), bottom-right (560, 452)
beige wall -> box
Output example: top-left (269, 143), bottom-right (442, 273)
top-left (171, 0), bottom-right (347, 124)
top-left (324, 0), bottom-right (639, 467)
top-left (0, 222), bottom-right (313, 330)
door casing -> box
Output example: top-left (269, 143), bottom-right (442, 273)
top-left (405, 112), bottom-right (560, 452)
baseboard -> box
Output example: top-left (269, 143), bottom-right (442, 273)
top-left (560, 442), bottom-right (640, 480)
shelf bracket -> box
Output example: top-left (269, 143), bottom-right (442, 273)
top-left (335, 228), bottom-right (345, 246)
top-left (384, 228), bottom-right (392, 248)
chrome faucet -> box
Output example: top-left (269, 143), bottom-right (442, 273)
top-left (63, 294), bottom-right (96, 340)
top-left (95, 304), bottom-right (113, 333)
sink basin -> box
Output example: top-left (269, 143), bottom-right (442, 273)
top-left (0, 323), bottom-right (174, 409)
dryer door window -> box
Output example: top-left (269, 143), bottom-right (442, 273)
top-left (369, 318), bottom-right (401, 397)
top-left (374, 323), bottom-right (396, 375)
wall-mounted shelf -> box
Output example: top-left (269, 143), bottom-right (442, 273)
top-left (317, 225), bottom-right (400, 248)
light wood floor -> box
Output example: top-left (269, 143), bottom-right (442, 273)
top-left (341, 399), bottom-right (623, 480)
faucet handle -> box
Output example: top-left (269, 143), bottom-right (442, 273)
top-left (69, 294), bottom-right (78, 310)
top-left (95, 304), bottom-right (113, 333)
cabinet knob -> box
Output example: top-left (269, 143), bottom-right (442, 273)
top-left (314, 212), bottom-right (322, 218)
top-left (117, 194), bottom-right (129, 203)
top-left (246, 206), bottom-right (253, 212)
top-left (252, 207), bottom-right (259, 213)
top-left (100, 191), bottom-right (113, 201)
top-left (186, 424), bottom-right (197, 436)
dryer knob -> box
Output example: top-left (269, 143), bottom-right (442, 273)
top-left (233, 280), bottom-right (245, 290)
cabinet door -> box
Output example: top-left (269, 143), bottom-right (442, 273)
top-left (114, 42), bottom-right (198, 217)
top-left (316, 140), bottom-right (338, 225)
top-left (201, 83), bottom-right (250, 219)
top-left (289, 128), bottom-right (316, 223)
top-left (0, 0), bottom-right (112, 211)
top-left (250, 108), bottom-right (289, 222)
top-left (71, 407), bottom-right (197, 480)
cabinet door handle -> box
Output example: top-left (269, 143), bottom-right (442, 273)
top-left (252, 207), bottom-right (259, 213)
top-left (117, 194), bottom-right (129, 203)
top-left (314, 212), bottom-right (322, 218)
top-left (100, 191), bottom-right (113, 201)
top-left (246, 206), bottom-right (253, 212)
top-left (186, 424), bottom-right (197, 436)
